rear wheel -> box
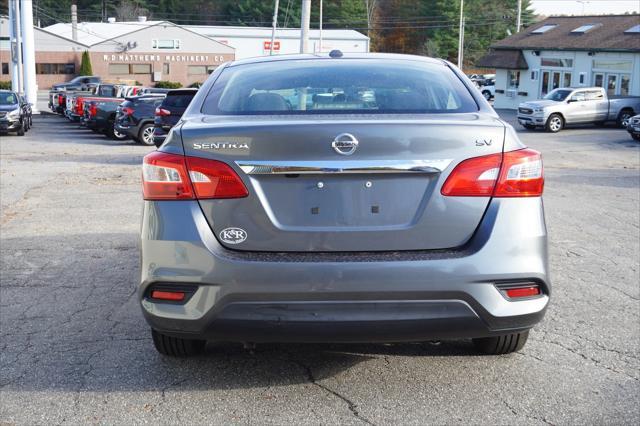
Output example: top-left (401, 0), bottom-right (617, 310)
top-left (632, 134), bottom-right (640, 142)
top-left (138, 123), bottom-right (155, 146)
top-left (106, 122), bottom-right (129, 141)
top-left (617, 110), bottom-right (633, 128)
top-left (151, 329), bottom-right (205, 357)
top-left (473, 330), bottom-right (529, 355)
top-left (16, 121), bottom-right (25, 136)
top-left (546, 114), bottom-right (564, 133)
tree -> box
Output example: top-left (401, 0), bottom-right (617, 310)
top-left (79, 51), bottom-right (93, 76)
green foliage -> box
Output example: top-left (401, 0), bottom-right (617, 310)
top-left (0, 81), bottom-right (12, 90)
top-left (155, 81), bottom-right (182, 89)
top-left (78, 51), bottom-right (93, 76)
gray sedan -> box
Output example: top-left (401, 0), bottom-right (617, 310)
top-left (139, 53), bottom-right (549, 356)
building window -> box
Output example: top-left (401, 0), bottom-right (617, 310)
top-left (508, 70), bottom-right (520, 89)
top-left (541, 58), bottom-right (573, 68)
top-left (1, 63), bottom-right (8, 75)
top-left (620, 74), bottom-right (630, 96)
top-left (563, 73), bottom-right (572, 88)
top-left (152, 39), bottom-right (181, 49)
top-left (109, 64), bottom-right (130, 74)
top-left (579, 73), bottom-right (586, 85)
top-left (131, 64), bottom-right (152, 74)
top-left (592, 60), bottom-right (633, 72)
top-left (530, 70), bottom-right (539, 80)
top-left (162, 63), bottom-right (170, 74)
top-left (35, 63), bottom-right (76, 74)
top-left (188, 65), bottom-right (207, 75)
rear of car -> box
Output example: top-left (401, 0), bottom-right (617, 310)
top-left (153, 89), bottom-right (197, 147)
top-left (115, 95), bottom-right (166, 145)
top-left (139, 54), bottom-right (549, 357)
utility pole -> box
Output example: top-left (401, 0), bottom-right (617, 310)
top-left (457, 0), bottom-right (464, 70)
top-left (14, 0), bottom-right (24, 94)
top-left (299, 0), bottom-right (311, 54)
top-left (71, 2), bottom-right (78, 42)
top-left (270, 0), bottom-right (279, 55)
top-left (318, 0), bottom-right (323, 53)
top-left (516, 0), bottom-right (522, 32)
top-left (20, 0), bottom-right (38, 112)
top-left (8, 0), bottom-right (21, 93)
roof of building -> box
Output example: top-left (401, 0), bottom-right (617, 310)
top-left (44, 21), bottom-right (165, 46)
top-left (185, 25), bottom-right (369, 41)
top-left (475, 49), bottom-right (528, 70)
top-left (42, 21), bottom-right (368, 47)
top-left (490, 14), bottom-right (640, 52)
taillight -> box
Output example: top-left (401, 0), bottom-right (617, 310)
top-left (497, 283), bottom-right (542, 300)
top-left (122, 106), bottom-right (134, 116)
top-left (75, 98), bottom-right (84, 115)
top-left (441, 148), bottom-right (543, 197)
top-left (150, 290), bottom-right (185, 301)
top-left (142, 152), bottom-right (248, 200)
top-left (155, 107), bottom-right (171, 116)
top-left (89, 102), bottom-right (97, 117)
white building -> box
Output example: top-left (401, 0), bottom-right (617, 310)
top-left (477, 15), bottom-right (640, 109)
top-left (185, 26), bottom-right (370, 59)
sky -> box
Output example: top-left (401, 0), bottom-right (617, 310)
top-left (530, 0), bottom-right (640, 15)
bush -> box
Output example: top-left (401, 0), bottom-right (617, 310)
top-left (189, 82), bottom-right (203, 88)
top-left (0, 81), bottom-right (11, 90)
top-left (155, 81), bottom-right (182, 89)
top-left (79, 51), bottom-right (93, 76)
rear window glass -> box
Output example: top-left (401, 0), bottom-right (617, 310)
top-left (202, 59), bottom-right (478, 115)
top-left (163, 93), bottom-right (196, 108)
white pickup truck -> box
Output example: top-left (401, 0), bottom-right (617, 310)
top-left (517, 87), bottom-right (640, 132)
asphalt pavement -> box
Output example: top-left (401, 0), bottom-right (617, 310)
top-left (1, 111), bottom-right (638, 425)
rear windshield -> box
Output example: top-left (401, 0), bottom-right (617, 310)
top-left (163, 93), bottom-right (196, 108)
top-left (202, 59), bottom-right (478, 115)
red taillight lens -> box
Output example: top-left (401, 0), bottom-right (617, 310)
top-left (441, 148), bottom-right (543, 197)
top-left (185, 156), bottom-right (249, 199)
top-left (155, 107), bottom-right (171, 116)
top-left (150, 290), bottom-right (185, 301)
top-left (122, 106), bottom-right (134, 116)
top-left (441, 153), bottom-right (502, 196)
top-left (76, 98), bottom-right (84, 115)
top-left (89, 102), bottom-right (97, 117)
top-left (504, 285), bottom-right (541, 299)
top-left (142, 152), bottom-right (248, 200)
top-left (142, 152), bottom-right (194, 200)
top-left (494, 149), bottom-right (544, 197)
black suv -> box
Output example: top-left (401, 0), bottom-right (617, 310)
top-left (153, 89), bottom-right (197, 147)
top-left (0, 90), bottom-right (28, 136)
top-left (115, 95), bottom-right (166, 145)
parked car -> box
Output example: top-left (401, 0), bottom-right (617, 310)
top-left (140, 88), bottom-right (170, 95)
top-left (0, 90), bottom-right (27, 136)
top-left (517, 87), bottom-right (640, 132)
top-left (627, 114), bottom-right (640, 141)
top-left (82, 97), bottom-right (127, 140)
top-left (19, 95), bottom-right (32, 131)
top-left (152, 88), bottom-right (197, 147)
top-left (64, 90), bottom-right (95, 121)
top-left (480, 82), bottom-right (495, 100)
top-left (51, 75), bottom-right (101, 92)
top-left (139, 53), bottom-right (549, 357)
top-left (115, 95), bottom-right (166, 145)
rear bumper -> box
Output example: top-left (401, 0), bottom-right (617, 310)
top-left (139, 198), bottom-right (550, 342)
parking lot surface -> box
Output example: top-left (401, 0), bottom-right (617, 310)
top-left (1, 111), bottom-right (639, 425)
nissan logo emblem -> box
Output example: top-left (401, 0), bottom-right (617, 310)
top-left (331, 133), bottom-right (359, 156)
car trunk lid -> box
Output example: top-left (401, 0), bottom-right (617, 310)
top-left (181, 114), bottom-right (505, 252)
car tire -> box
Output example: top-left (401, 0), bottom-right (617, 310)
top-left (546, 114), bottom-right (564, 133)
top-left (617, 110), bottom-right (633, 128)
top-left (106, 123), bottom-right (129, 141)
top-left (151, 329), bottom-right (205, 357)
top-left (16, 122), bottom-right (25, 136)
top-left (138, 123), bottom-right (155, 146)
top-left (482, 90), bottom-right (492, 100)
top-left (632, 134), bottom-right (640, 142)
top-left (472, 330), bottom-right (529, 355)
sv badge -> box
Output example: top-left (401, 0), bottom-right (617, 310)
top-left (475, 139), bottom-right (493, 146)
